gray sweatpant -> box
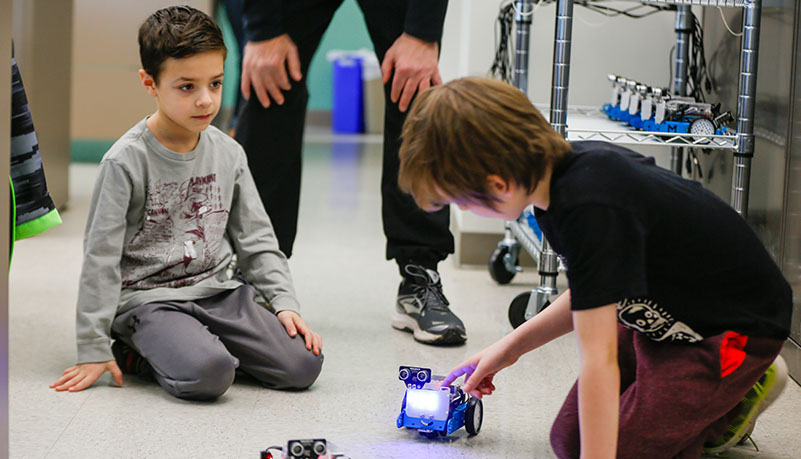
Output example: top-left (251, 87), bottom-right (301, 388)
top-left (111, 285), bottom-right (323, 400)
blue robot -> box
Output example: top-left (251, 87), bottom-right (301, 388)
top-left (603, 75), bottom-right (732, 139)
top-left (396, 366), bottom-right (483, 438)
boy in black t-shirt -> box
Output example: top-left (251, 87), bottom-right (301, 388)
top-left (397, 77), bottom-right (792, 458)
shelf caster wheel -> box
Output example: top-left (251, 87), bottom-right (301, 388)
top-left (508, 292), bottom-right (530, 328)
top-left (508, 291), bottom-right (551, 328)
top-left (465, 398), bottom-right (483, 436)
top-left (489, 245), bottom-right (518, 284)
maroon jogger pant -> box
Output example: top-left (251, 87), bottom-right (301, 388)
top-left (549, 324), bottom-right (783, 458)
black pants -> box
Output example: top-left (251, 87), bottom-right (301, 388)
top-left (235, 0), bottom-right (453, 268)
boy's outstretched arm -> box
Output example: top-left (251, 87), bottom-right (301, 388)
top-left (573, 304), bottom-right (619, 459)
top-left (50, 361), bottom-right (123, 392)
top-left (53, 159), bottom-right (130, 392)
top-left (443, 290), bottom-right (575, 398)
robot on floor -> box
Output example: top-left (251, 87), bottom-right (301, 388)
top-left (260, 439), bottom-right (348, 459)
top-left (396, 366), bottom-right (483, 438)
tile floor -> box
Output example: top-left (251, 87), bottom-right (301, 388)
top-left (9, 135), bottom-right (801, 458)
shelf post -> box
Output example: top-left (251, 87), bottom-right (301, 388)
top-left (670, 5), bottom-right (693, 176)
top-left (513, 0), bottom-right (533, 94)
top-left (731, 0), bottom-right (761, 217)
top-left (514, 0), bottom-right (575, 319)
top-left (550, 0), bottom-right (573, 138)
top-left (501, 0), bottom-right (537, 251)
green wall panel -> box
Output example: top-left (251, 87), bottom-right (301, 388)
top-left (71, 139), bottom-right (115, 163)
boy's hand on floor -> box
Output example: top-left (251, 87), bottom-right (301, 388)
top-left (442, 338), bottom-right (519, 399)
top-left (50, 361), bottom-right (123, 392)
top-left (277, 310), bottom-right (322, 356)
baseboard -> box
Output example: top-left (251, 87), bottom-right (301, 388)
top-left (453, 231), bottom-right (537, 268)
top-left (306, 110), bottom-right (332, 127)
top-left (784, 338), bottom-right (801, 387)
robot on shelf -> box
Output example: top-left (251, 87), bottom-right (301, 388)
top-left (603, 74), bottom-right (733, 140)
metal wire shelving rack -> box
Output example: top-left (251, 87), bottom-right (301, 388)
top-left (494, 0), bottom-right (762, 327)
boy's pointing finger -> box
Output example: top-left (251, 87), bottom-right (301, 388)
top-left (442, 363), bottom-right (472, 387)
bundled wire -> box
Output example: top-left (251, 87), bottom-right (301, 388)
top-left (575, 0), bottom-right (674, 18)
top-left (688, 13), bottom-right (714, 102)
top-left (490, 1), bottom-right (516, 83)
top-left (490, 1), bottom-right (673, 82)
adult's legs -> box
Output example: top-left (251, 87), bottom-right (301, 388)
top-left (356, 1), bottom-right (465, 345)
top-left (550, 324), bottom-right (783, 458)
top-left (234, 0), bottom-right (344, 257)
top-left (112, 302), bottom-right (239, 401)
top-left (357, 0), bottom-right (454, 270)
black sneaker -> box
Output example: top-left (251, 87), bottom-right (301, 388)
top-left (392, 264), bottom-right (467, 345)
top-left (111, 340), bottom-right (154, 380)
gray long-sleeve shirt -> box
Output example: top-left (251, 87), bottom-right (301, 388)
top-left (76, 119), bottom-right (299, 363)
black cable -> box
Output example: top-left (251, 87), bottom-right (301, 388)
top-left (261, 445), bottom-right (284, 458)
top-left (491, 1), bottom-right (674, 78)
top-left (490, 2), bottom-right (515, 83)
top-left (575, 1), bottom-right (674, 18)
top-left (685, 148), bottom-right (704, 179)
top-left (688, 13), bottom-right (713, 102)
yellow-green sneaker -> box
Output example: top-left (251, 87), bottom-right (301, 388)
top-left (704, 355), bottom-right (788, 455)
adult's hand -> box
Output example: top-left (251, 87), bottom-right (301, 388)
top-left (50, 361), bottom-right (123, 392)
top-left (381, 33), bottom-right (442, 112)
top-left (241, 33), bottom-right (303, 108)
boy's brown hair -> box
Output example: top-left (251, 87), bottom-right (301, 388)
top-left (138, 5), bottom-right (226, 83)
top-left (398, 77), bottom-right (571, 211)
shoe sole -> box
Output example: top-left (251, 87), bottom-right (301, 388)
top-left (705, 355), bottom-right (789, 454)
top-left (392, 311), bottom-right (466, 345)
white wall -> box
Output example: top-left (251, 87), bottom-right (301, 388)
top-left (12, 0), bottom-right (72, 209)
top-left (440, 1), bottom-right (679, 106)
top-left (71, 0), bottom-right (212, 140)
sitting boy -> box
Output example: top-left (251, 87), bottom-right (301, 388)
top-left (50, 6), bottom-right (323, 400)
top-left (398, 77), bottom-right (791, 457)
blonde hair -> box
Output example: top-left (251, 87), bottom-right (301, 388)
top-left (398, 77), bottom-right (570, 211)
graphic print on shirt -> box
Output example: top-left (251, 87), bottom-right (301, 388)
top-left (122, 173), bottom-right (228, 288)
top-left (617, 298), bottom-right (703, 343)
